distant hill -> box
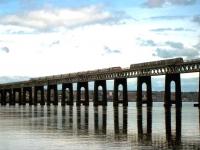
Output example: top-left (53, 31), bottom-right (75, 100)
top-left (0, 76), bottom-right (30, 84)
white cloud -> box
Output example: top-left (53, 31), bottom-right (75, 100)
top-left (0, 4), bottom-right (198, 78)
top-left (0, 5), bottom-right (126, 32)
top-left (0, 46), bottom-right (9, 53)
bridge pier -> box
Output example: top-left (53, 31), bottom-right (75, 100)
top-left (194, 72), bottom-right (200, 107)
top-left (137, 106), bottom-right (152, 141)
top-left (62, 83), bottom-right (73, 106)
top-left (47, 84), bottom-right (58, 106)
top-left (23, 87), bottom-right (32, 105)
top-left (164, 73), bottom-right (182, 108)
top-left (93, 80), bottom-right (107, 106)
top-left (113, 78), bottom-right (128, 106)
top-left (34, 86), bottom-right (44, 105)
top-left (0, 90), bottom-right (6, 105)
top-left (76, 82), bottom-right (89, 106)
top-left (0, 90), bottom-right (3, 105)
top-left (137, 76), bottom-right (152, 107)
top-left (13, 88), bottom-right (21, 105)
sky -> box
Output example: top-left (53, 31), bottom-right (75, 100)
top-left (0, 0), bottom-right (200, 91)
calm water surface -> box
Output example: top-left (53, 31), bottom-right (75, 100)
top-left (0, 102), bottom-right (200, 150)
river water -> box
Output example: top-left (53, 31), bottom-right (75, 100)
top-left (0, 102), bottom-right (199, 150)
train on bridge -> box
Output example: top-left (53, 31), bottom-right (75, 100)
top-left (0, 57), bottom-right (199, 108)
top-left (30, 57), bottom-right (183, 82)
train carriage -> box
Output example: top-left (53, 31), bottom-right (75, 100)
top-left (130, 58), bottom-right (183, 70)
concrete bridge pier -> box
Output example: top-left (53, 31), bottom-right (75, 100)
top-left (34, 86), bottom-right (44, 105)
top-left (198, 72), bottom-right (200, 107)
top-left (13, 88), bottom-right (22, 105)
top-left (76, 82), bottom-right (89, 106)
top-left (137, 76), bottom-right (152, 107)
top-left (164, 73), bottom-right (182, 108)
top-left (93, 80), bottom-right (107, 106)
top-left (0, 90), bottom-right (3, 105)
top-left (0, 90), bottom-right (6, 105)
top-left (23, 87), bottom-right (32, 105)
top-left (113, 78), bottom-right (128, 106)
top-left (137, 106), bottom-right (152, 141)
top-left (194, 72), bottom-right (200, 107)
top-left (62, 83), bottom-right (73, 106)
top-left (47, 84), bottom-right (58, 106)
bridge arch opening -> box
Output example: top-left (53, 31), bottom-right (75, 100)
top-left (98, 86), bottom-right (103, 102)
top-left (170, 81), bottom-right (176, 102)
top-left (80, 87), bottom-right (86, 101)
top-left (37, 90), bottom-right (41, 102)
top-left (25, 90), bottom-right (31, 102)
top-left (50, 89), bottom-right (55, 102)
top-left (15, 91), bottom-right (20, 103)
top-left (65, 88), bottom-right (70, 101)
top-left (142, 83), bottom-right (147, 102)
top-left (118, 84), bottom-right (123, 100)
top-left (5, 91), bottom-right (10, 103)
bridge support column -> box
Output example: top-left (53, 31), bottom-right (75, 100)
top-left (93, 80), bottom-right (107, 106)
top-left (164, 73), bottom-right (182, 108)
top-left (1, 90), bottom-right (6, 105)
top-left (76, 82), bottom-right (89, 106)
top-left (62, 83), bottom-right (73, 106)
top-left (137, 76), bottom-right (152, 107)
top-left (113, 78), bottom-right (128, 106)
top-left (0, 90), bottom-right (3, 105)
top-left (23, 87), bottom-right (32, 105)
top-left (47, 84), bottom-right (58, 106)
top-left (194, 72), bottom-right (200, 107)
top-left (13, 88), bottom-right (21, 105)
top-left (34, 86), bottom-right (44, 105)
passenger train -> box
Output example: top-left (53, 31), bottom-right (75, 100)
top-left (30, 58), bottom-right (184, 81)
top-left (130, 58), bottom-right (183, 70)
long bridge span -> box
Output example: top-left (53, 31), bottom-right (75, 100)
top-left (0, 57), bottom-right (200, 107)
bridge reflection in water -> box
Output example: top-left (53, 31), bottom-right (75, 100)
top-left (1, 102), bottom-right (199, 149)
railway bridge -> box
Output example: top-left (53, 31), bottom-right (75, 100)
top-left (0, 57), bottom-right (200, 107)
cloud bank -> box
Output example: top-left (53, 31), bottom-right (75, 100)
top-left (143, 0), bottom-right (196, 8)
top-left (0, 5), bottom-right (127, 32)
top-left (151, 40), bottom-right (200, 59)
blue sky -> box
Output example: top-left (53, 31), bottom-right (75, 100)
top-left (0, 0), bottom-right (200, 91)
